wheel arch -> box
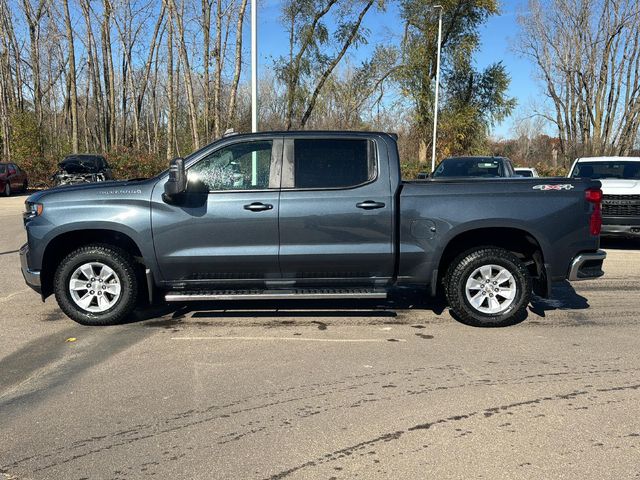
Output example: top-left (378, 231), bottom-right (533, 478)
top-left (435, 226), bottom-right (548, 297)
top-left (40, 229), bottom-right (148, 299)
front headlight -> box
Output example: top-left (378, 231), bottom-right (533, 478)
top-left (23, 202), bottom-right (44, 222)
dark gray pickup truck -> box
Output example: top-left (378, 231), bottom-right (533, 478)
top-left (21, 131), bottom-right (606, 327)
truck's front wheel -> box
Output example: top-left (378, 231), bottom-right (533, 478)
top-left (444, 247), bottom-right (531, 327)
top-left (54, 244), bottom-right (138, 325)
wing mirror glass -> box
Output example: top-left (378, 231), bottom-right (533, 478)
top-left (163, 157), bottom-right (186, 202)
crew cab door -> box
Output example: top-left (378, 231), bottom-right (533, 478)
top-left (278, 136), bottom-right (394, 286)
top-left (151, 138), bottom-right (283, 286)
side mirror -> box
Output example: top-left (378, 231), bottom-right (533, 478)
top-left (163, 157), bottom-right (186, 202)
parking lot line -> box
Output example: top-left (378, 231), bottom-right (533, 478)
top-left (170, 336), bottom-right (405, 343)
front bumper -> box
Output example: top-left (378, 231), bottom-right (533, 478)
top-left (601, 225), bottom-right (640, 237)
top-left (20, 243), bottom-right (42, 294)
top-left (602, 216), bottom-right (640, 237)
top-left (568, 250), bottom-right (606, 281)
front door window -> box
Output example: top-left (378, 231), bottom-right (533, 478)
top-left (188, 141), bottom-right (273, 191)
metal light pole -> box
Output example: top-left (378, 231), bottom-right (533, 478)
top-left (251, 0), bottom-right (257, 134)
top-left (250, 0), bottom-right (258, 185)
top-left (431, 5), bottom-right (443, 173)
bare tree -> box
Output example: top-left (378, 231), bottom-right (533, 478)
top-left (165, 0), bottom-right (175, 160)
top-left (62, 0), bottom-right (79, 153)
top-left (101, 0), bottom-right (117, 149)
top-left (227, 0), bottom-right (248, 129)
top-left (168, 0), bottom-right (200, 149)
top-left (519, 0), bottom-right (640, 159)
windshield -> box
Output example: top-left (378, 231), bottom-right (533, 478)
top-left (60, 156), bottom-right (100, 168)
top-left (571, 161), bottom-right (640, 180)
top-left (433, 158), bottom-right (503, 178)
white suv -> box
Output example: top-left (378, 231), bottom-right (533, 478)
top-left (569, 157), bottom-right (640, 237)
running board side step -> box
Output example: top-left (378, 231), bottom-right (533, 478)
top-left (165, 289), bottom-right (388, 302)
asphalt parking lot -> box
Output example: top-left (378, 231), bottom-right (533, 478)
top-left (1, 194), bottom-right (639, 480)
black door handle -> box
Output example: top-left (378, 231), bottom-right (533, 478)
top-left (244, 202), bottom-right (273, 212)
top-left (356, 200), bottom-right (386, 210)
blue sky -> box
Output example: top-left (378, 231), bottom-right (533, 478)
top-left (255, 0), bottom-right (542, 138)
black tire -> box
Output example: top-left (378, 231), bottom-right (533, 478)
top-left (444, 247), bottom-right (531, 327)
top-left (3, 182), bottom-right (10, 197)
top-left (54, 244), bottom-right (138, 326)
top-left (22, 180), bottom-right (28, 192)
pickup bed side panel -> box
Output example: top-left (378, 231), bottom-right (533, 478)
top-left (398, 179), bottom-right (601, 286)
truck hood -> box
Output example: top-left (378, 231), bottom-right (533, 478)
top-left (598, 178), bottom-right (640, 195)
top-left (27, 178), bottom-right (155, 204)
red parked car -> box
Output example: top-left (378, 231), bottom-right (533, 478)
top-left (0, 162), bottom-right (29, 196)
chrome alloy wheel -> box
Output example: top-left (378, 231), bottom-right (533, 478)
top-left (464, 264), bottom-right (517, 315)
top-left (68, 262), bottom-right (122, 313)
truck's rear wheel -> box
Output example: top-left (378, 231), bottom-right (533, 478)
top-left (444, 247), bottom-right (531, 327)
top-left (54, 244), bottom-right (138, 325)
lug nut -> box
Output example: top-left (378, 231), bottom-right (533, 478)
top-left (98, 291), bottom-right (102, 295)
top-left (489, 293), bottom-right (494, 297)
top-left (495, 288), bottom-right (499, 292)
top-left (102, 285), bottom-right (106, 290)
top-left (90, 290), bottom-right (94, 295)
top-left (86, 283), bottom-right (91, 288)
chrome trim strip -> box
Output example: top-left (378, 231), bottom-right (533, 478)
top-left (165, 291), bottom-right (387, 302)
top-left (568, 250), bottom-right (607, 281)
top-left (145, 268), bottom-right (154, 304)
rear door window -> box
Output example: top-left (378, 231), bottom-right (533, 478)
top-left (293, 139), bottom-right (376, 189)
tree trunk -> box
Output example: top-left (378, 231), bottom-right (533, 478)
top-left (169, 0), bottom-right (200, 150)
top-left (166, 5), bottom-right (175, 161)
top-left (227, 0), bottom-right (248, 129)
top-left (299, 0), bottom-right (374, 128)
top-left (102, 0), bottom-right (117, 149)
top-left (202, 0), bottom-right (212, 139)
top-left (212, 0), bottom-right (223, 137)
top-left (63, 0), bottom-right (79, 153)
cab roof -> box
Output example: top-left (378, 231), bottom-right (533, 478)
top-left (576, 156), bottom-right (640, 162)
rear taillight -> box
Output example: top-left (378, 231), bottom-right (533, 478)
top-left (585, 188), bottom-right (602, 236)
top-left (585, 188), bottom-right (603, 203)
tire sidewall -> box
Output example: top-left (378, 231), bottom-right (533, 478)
top-left (54, 246), bottom-right (137, 325)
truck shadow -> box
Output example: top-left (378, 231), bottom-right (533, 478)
top-left (134, 289), bottom-right (448, 328)
top-left (133, 283), bottom-right (591, 328)
top-left (528, 280), bottom-right (589, 317)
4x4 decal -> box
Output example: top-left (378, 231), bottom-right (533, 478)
top-left (533, 184), bottom-right (575, 191)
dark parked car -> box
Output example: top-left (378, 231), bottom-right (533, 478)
top-left (433, 156), bottom-right (518, 178)
top-left (0, 162), bottom-right (28, 196)
top-left (52, 154), bottom-right (113, 186)
top-left (21, 131), bottom-right (605, 328)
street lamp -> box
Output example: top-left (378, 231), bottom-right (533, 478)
top-left (251, 0), bottom-right (258, 184)
top-left (251, 0), bottom-right (257, 134)
top-left (431, 5), bottom-right (443, 173)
